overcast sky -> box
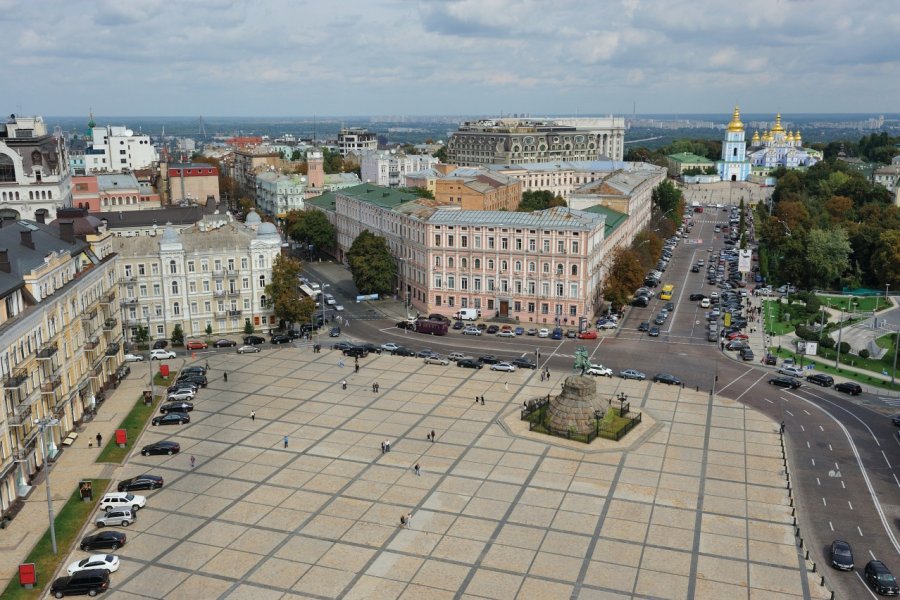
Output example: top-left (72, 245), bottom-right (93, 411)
top-left (3, 0), bottom-right (897, 117)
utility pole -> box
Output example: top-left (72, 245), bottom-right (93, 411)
top-left (834, 307), bottom-right (844, 369)
top-left (35, 418), bottom-right (60, 554)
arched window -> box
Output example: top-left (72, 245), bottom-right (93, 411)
top-left (514, 261), bottom-right (522, 272)
top-left (31, 150), bottom-right (42, 167)
top-left (501, 260), bottom-right (508, 271)
top-left (257, 254), bottom-right (265, 268)
top-left (260, 295), bottom-right (267, 308)
top-left (487, 259), bottom-right (494, 270)
top-left (528, 261), bottom-right (536, 272)
top-left (169, 260), bottom-right (177, 274)
top-left (447, 257), bottom-right (454, 268)
top-left (0, 154), bottom-right (15, 182)
top-left (460, 258), bottom-right (467, 269)
top-left (173, 302), bottom-right (180, 315)
top-left (571, 264), bottom-right (578, 276)
top-left (474, 258), bottom-right (481, 269)
top-left (171, 281), bottom-right (179, 294)
top-left (259, 275), bottom-right (266, 287)
top-left (557, 263), bottom-right (564, 273)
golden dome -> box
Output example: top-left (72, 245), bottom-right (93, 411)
top-left (772, 113), bottom-right (785, 133)
top-left (752, 130), bottom-right (760, 143)
top-left (726, 106), bottom-right (744, 132)
top-left (787, 131), bottom-right (795, 142)
top-left (794, 131), bottom-right (802, 144)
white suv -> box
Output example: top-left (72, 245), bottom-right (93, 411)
top-left (96, 509), bottom-right (134, 528)
top-left (99, 492), bottom-right (146, 513)
top-left (586, 364), bottom-right (613, 377)
top-left (150, 349), bottom-right (176, 360)
top-left (778, 365), bottom-right (804, 378)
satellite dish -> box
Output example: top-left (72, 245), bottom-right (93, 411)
top-left (300, 176), bottom-right (307, 183)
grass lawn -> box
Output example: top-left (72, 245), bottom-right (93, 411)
top-left (768, 347), bottom-right (899, 392)
top-left (876, 333), bottom-right (899, 352)
top-left (1, 479), bottom-right (109, 600)
top-left (818, 294), bottom-right (892, 313)
top-left (763, 300), bottom-right (797, 335)
top-left (96, 384), bottom-right (168, 464)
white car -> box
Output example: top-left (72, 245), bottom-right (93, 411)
top-left (124, 353), bottom-right (144, 362)
top-left (324, 294), bottom-right (336, 305)
top-left (99, 492), bottom-right (146, 513)
top-left (424, 355), bottom-right (450, 366)
top-left (700, 298), bottom-right (711, 308)
top-left (496, 330), bottom-right (516, 338)
top-left (598, 321), bottom-right (617, 330)
top-left (491, 362), bottom-right (517, 372)
top-left (166, 389), bottom-right (195, 401)
top-left (150, 349), bottom-right (176, 360)
top-left (334, 304), bottom-right (345, 311)
top-left (67, 553), bottom-right (120, 575)
top-left (381, 342), bottom-right (401, 352)
top-left (586, 365), bottom-right (613, 377)
top-left (778, 365), bottom-right (804, 377)
top-left (237, 345), bottom-right (260, 354)
top-left (537, 328), bottom-right (550, 338)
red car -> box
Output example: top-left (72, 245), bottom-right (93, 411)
top-left (726, 332), bottom-right (748, 341)
top-left (577, 330), bottom-right (598, 340)
top-left (185, 340), bottom-right (208, 350)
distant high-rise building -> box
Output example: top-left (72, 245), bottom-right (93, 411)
top-left (337, 127), bottom-right (378, 157)
top-left (360, 150), bottom-right (439, 187)
top-left (75, 115), bottom-right (158, 174)
top-left (446, 117), bottom-right (626, 166)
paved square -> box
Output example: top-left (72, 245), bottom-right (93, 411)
top-left (71, 348), bottom-right (828, 599)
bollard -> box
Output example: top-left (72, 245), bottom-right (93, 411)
top-left (805, 550), bottom-right (809, 560)
top-left (791, 507), bottom-right (795, 516)
top-left (812, 562), bottom-right (816, 573)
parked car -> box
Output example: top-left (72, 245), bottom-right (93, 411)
top-left (271, 334), bottom-right (292, 344)
top-left (332, 341), bottom-right (354, 351)
top-left (124, 353), bottom-right (144, 362)
top-left (526, 328), bottom-right (538, 336)
top-left (486, 325), bottom-right (500, 335)
top-left (152, 412), bottom-right (190, 426)
top-left (829, 540), bottom-right (854, 571)
top-left (380, 342), bottom-right (401, 352)
top-left (80, 531), bottom-right (126, 552)
top-left (66, 553), bottom-right (120, 576)
top-left (514, 327), bottom-right (525, 336)
top-left (391, 347), bottom-right (416, 357)
top-left (577, 330), bottom-right (598, 339)
top-left (140, 441), bottom-right (180, 456)
top-left (452, 321), bottom-right (465, 330)
top-left (243, 335), bottom-right (266, 345)
top-left (648, 326), bottom-right (660, 337)
top-left (152, 340), bottom-right (169, 349)
top-left (177, 374), bottom-right (207, 388)
top-left (166, 389), bottom-right (195, 402)
top-left (653, 373), bottom-right (681, 385)
top-left (864, 560), bottom-right (899, 596)
top-left (117, 475), bottom-right (163, 492)
top-left (448, 352), bottom-right (470, 362)
top-left (99, 492), bottom-right (146, 513)
top-left (237, 345), bottom-right (260, 354)
top-left (462, 326), bottom-right (482, 336)
top-left (185, 339), bottom-right (208, 350)
top-left (343, 346), bottom-right (369, 358)
top-left (834, 382), bottom-right (863, 395)
top-left (586, 365), bottom-right (613, 377)
top-left (160, 401), bottom-right (193, 414)
top-left (496, 330), bottom-right (516, 338)
top-left (565, 329), bottom-right (578, 338)
top-left (96, 509), bottom-right (135, 528)
top-left (778, 365), bottom-right (804, 377)
top-left (638, 321), bottom-right (650, 332)
top-left (424, 355), bottom-right (450, 366)
top-left (768, 376), bottom-right (801, 389)
top-left (213, 339), bottom-right (237, 348)
top-left (150, 349), bottom-right (176, 360)
top-left (726, 340), bottom-right (747, 351)
top-left (805, 373), bottom-right (834, 387)
top-left (551, 328), bottom-right (563, 340)
top-left (457, 359), bottom-right (483, 369)
top-left (360, 343), bottom-right (382, 355)
top-left (537, 328), bottom-right (550, 338)
top-left (764, 354), bottom-right (778, 366)
top-left (51, 569), bottom-right (111, 598)
top-left (511, 357), bottom-right (537, 370)
top-left (619, 369), bottom-right (646, 381)
top-left (478, 355), bottom-right (500, 364)
top-left (740, 348), bottom-right (754, 361)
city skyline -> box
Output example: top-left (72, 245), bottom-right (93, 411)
top-left (2, 0), bottom-right (899, 117)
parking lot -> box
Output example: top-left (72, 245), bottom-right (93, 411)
top-left (50, 346), bottom-right (825, 599)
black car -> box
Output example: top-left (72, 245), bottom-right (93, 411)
top-left (182, 365), bottom-right (206, 376)
top-left (343, 346), bottom-right (369, 358)
top-left (271, 334), bottom-right (291, 344)
top-left (243, 335), bottom-right (265, 345)
top-left (80, 530), bottom-right (126, 551)
top-left (740, 347), bottom-right (754, 361)
top-left (805, 374), bottom-right (834, 387)
top-left (632, 296), bottom-right (649, 307)
top-left (892, 414), bottom-right (900, 427)
top-left (360, 343), bottom-right (382, 355)
top-left (457, 359), bottom-right (483, 369)
top-left (665, 302), bottom-right (675, 311)
top-left (768, 376), bottom-right (801, 389)
top-left (653, 373), bottom-right (681, 385)
top-left (478, 355), bottom-right (500, 364)
top-left (152, 412), bottom-right (190, 426)
top-left (834, 382), bottom-right (862, 396)
top-left (865, 560), bottom-right (899, 595)
top-left (160, 401), bottom-right (193, 414)
top-left (830, 540), bottom-right (854, 571)
top-left (177, 375), bottom-right (208, 388)
top-left (213, 339), bottom-right (237, 348)
top-left (648, 326), bottom-right (660, 337)
top-left (152, 340), bottom-right (169, 349)
top-left (485, 325), bottom-right (500, 334)
top-left (332, 341), bottom-right (353, 351)
top-left (452, 321), bottom-right (465, 330)
top-left (396, 321), bottom-right (415, 330)
top-left (141, 441), bottom-right (180, 456)
top-left (329, 327), bottom-right (341, 337)
top-left (638, 322), bottom-right (650, 332)
top-left (416, 348), bottom-right (436, 358)
top-left (691, 266), bottom-right (700, 273)
top-left (51, 569), bottom-right (110, 597)
top-left (391, 347), bottom-right (417, 357)
top-left (511, 357), bottom-right (537, 370)
top-left (118, 474), bottom-right (164, 492)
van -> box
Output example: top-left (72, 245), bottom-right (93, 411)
top-left (454, 308), bottom-right (480, 321)
top-left (51, 569), bottom-right (110, 597)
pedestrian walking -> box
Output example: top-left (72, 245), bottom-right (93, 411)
top-left (96, 433), bottom-right (102, 447)
top-left (283, 436), bottom-right (289, 448)
top-left (250, 410), bottom-right (256, 421)
top-left (780, 421), bottom-right (785, 433)
top-left (400, 514), bottom-right (407, 529)
top-left (475, 396), bottom-right (479, 404)
top-left (386, 440), bottom-right (391, 452)
top-left (190, 455), bottom-right (196, 468)
top-left (480, 396), bottom-right (485, 405)
top-left (540, 372), bottom-right (545, 382)
top-left (504, 381), bottom-right (508, 391)
top-left (406, 512), bottom-right (412, 528)
top-left (339, 358), bottom-right (345, 368)
top-left (355, 363), bottom-right (359, 373)
top-left (342, 379), bottom-right (347, 390)
top-left (381, 440), bottom-right (385, 454)
top-left (372, 383), bottom-right (376, 393)
top-left (426, 432), bottom-right (431, 442)
top-left (224, 372), bottom-right (228, 382)
top-left (414, 463), bottom-right (420, 476)
top-left (205, 360), bottom-right (209, 371)
top-left (375, 382), bottom-right (380, 392)
top-left (431, 429), bottom-right (435, 442)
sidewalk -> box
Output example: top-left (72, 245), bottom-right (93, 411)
top-left (0, 362), bottom-right (181, 590)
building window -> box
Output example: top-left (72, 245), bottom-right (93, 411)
top-left (434, 256), bottom-right (441, 267)
top-left (447, 257), bottom-right (454, 268)
top-left (448, 296), bottom-right (455, 307)
top-left (572, 241), bottom-right (579, 253)
top-left (460, 277), bottom-right (468, 290)
top-left (543, 240), bottom-right (550, 252)
top-left (259, 275), bottom-right (266, 287)
top-left (447, 235), bottom-right (454, 247)
top-left (488, 237), bottom-right (495, 249)
top-left (169, 260), bottom-right (177, 274)
top-left (171, 281), bottom-right (179, 294)
top-left (201, 261), bottom-right (208, 272)
top-left (447, 276), bottom-right (455, 289)
top-left (501, 238), bottom-right (508, 250)
top-left (571, 264), bottom-right (578, 276)
top-left (514, 261), bottom-right (522, 272)
top-left (569, 283), bottom-right (578, 297)
top-left (514, 301), bottom-right (521, 311)
top-left (173, 302), bottom-right (180, 315)
top-left (543, 263), bottom-right (550, 274)
top-left (557, 240), bottom-right (565, 252)
top-left (434, 275), bottom-right (442, 288)
top-left (515, 238), bottom-right (523, 251)
top-left (474, 278), bottom-right (481, 291)
top-left (187, 261), bottom-right (195, 273)
top-left (434, 234), bottom-right (441, 246)
top-left (529, 239), bottom-right (536, 252)
top-left (137, 264), bottom-right (145, 275)
top-left (570, 305), bottom-right (577, 316)
top-left (475, 236), bottom-right (481, 249)
top-left (435, 295), bottom-right (442, 306)
top-left (241, 258), bottom-right (248, 269)
top-left (461, 236), bottom-right (468, 248)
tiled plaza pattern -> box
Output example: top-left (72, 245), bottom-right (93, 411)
top-left (52, 349), bottom-right (827, 599)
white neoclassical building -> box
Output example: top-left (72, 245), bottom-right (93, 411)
top-left (112, 210), bottom-right (281, 340)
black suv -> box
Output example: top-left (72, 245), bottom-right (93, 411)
top-left (457, 358), bottom-right (483, 369)
top-left (244, 335), bottom-right (265, 345)
top-left (834, 381), bottom-right (863, 396)
top-left (768, 376), bottom-right (801, 389)
top-left (865, 560), bottom-right (899, 595)
top-left (511, 357), bottom-right (537, 370)
top-left (271, 334), bottom-right (292, 344)
top-left (177, 374), bottom-right (208, 388)
top-left (343, 346), bottom-right (368, 358)
top-left (51, 569), bottom-right (110, 597)
top-left (390, 346), bottom-right (416, 357)
top-left (80, 530), bottom-right (126, 551)
top-left (805, 373), bottom-right (834, 387)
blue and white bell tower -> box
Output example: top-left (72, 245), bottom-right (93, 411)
top-left (716, 106), bottom-right (751, 182)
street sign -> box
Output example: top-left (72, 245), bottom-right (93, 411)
top-left (355, 294), bottom-right (379, 302)
top-left (738, 249), bottom-right (752, 273)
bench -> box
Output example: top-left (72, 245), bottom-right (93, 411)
top-left (60, 432), bottom-right (78, 447)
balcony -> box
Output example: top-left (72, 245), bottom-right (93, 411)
top-left (41, 375), bottom-right (62, 394)
top-left (89, 365), bottom-right (103, 379)
top-left (120, 275), bottom-right (137, 284)
top-left (121, 298), bottom-right (138, 307)
top-left (103, 317), bottom-right (118, 331)
top-left (36, 343), bottom-right (59, 360)
top-left (212, 269), bottom-right (225, 278)
top-left (105, 342), bottom-right (120, 357)
top-left (81, 309), bottom-right (98, 323)
top-left (227, 289), bottom-right (241, 297)
top-left (227, 309), bottom-right (242, 318)
top-left (3, 369), bottom-right (27, 390)
top-left (84, 337), bottom-right (100, 351)
top-left (7, 404), bottom-right (32, 426)
top-left (226, 268), bottom-right (237, 276)
top-left (213, 290), bottom-right (226, 298)
top-left (99, 290), bottom-right (116, 305)
top-left (125, 318), bottom-right (141, 327)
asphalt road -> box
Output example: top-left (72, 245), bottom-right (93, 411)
top-left (301, 206), bottom-right (900, 599)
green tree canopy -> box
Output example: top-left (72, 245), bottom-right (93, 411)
top-left (806, 228), bottom-right (852, 288)
top-left (433, 145), bottom-right (448, 162)
top-left (347, 230), bottom-right (397, 296)
top-left (284, 209), bottom-right (337, 252)
top-left (265, 255), bottom-right (315, 327)
top-left (602, 248), bottom-right (645, 309)
top-left (517, 190), bottom-right (566, 212)
top-left (171, 324), bottom-right (184, 346)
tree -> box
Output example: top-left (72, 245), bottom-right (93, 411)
top-left (284, 209), bottom-right (337, 254)
top-left (347, 230), bottom-right (396, 296)
top-left (651, 181), bottom-right (684, 227)
top-left (806, 228), bottom-right (852, 289)
top-left (518, 190), bottom-right (566, 212)
top-left (244, 321), bottom-right (255, 335)
top-left (433, 145), bottom-right (448, 163)
top-left (870, 230), bottom-right (900, 288)
top-left (171, 324), bottom-right (184, 346)
top-left (290, 149), bottom-right (302, 161)
top-left (134, 324), bottom-right (149, 344)
top-left (205, 324), bottom-right (213, 337)
top-left (265, 255), bottom-right (314, 328)
top-left (602, 248), bottom-right (645, 308)
top-left (397, 187), bottom-right (434, 199)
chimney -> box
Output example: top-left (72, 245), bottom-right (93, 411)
top-left (35, 212), bottom-right (46, 224)
top-left (0, 249), bottom-right (9, 273)
top-left (59, 220), bottom-right (75, 244)
top-left (20, 230), bottom-right (34, 249)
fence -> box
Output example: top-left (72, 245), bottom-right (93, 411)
top-left (521, 395), bottom-right (642, 444)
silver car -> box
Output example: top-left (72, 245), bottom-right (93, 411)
top-left (166, 389), bottom-right (195, 401)
top-left (424, 355), bottom-right (450, 366)
top-left (490, 362), bottom-right (517, 372)
top-left (95, 509), bottom-right (134, 528)
top-left (237, 345), bottom-right (260, 354)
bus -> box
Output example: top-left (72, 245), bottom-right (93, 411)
top-left (660, 284), bottom-right (675, 301)
top-left (298, 283), bottom-right (321, 304)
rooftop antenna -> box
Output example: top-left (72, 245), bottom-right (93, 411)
top-left (198, 116), bottom-right (207, 139)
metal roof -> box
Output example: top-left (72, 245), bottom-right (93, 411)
top-left (426, 206), bottom-right (605, 230)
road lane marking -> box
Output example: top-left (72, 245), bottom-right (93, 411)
top-left (870, 550), bottom-right (877, 560)
top-left (817, 477), bottom-right (821, 486)
top-left (785, 410), bottom-right (795, 417)
top-left (858, 525), bottom-right (864, 536)
top-left (855, 571), bottom-right (880, 598)
top-left (811, 458), bottom-right (816, 467)
top-left (820, 425), bottom-right (824, 432)
top-left (800, 425), bottom-right (806, 432)
top-left (829, 444), bottom-right (833, 451)
top-left (882, 450), bottom-right (892, 469)
top-left (801, 389), bottom-right (881, 448)
top-left (807, 441), bottom-right (811, 448)
top-left (765, 398), bottom-right (774, 403)
top-left (716, 368), bottom-right (760, 395)
top-left (803, 409), bottom-right (811, 415)
top-left (829, 521), bottom-right (834, 531)
top-left (822, 497), bottom-right (827, 506)
top-left (894, 474), bottom-right (900, 489)
top-left (842, 480), bottom-right (846, 489)
top-left (850, 501), bottom-right (854, 510)
top-left (785, 390), bottom-right (900, 556)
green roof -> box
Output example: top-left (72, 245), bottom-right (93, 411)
top-left (305, 191), bottom-right (337, 212)
top-left (667, 152), bottom-right (714, 164)
top-left (583, 204), bottom-right (628, 236)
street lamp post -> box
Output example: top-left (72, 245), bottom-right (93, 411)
top-left (35, 417), bottom-right (60, 554)
top-left (834, 307), bottom-right (844, 369)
